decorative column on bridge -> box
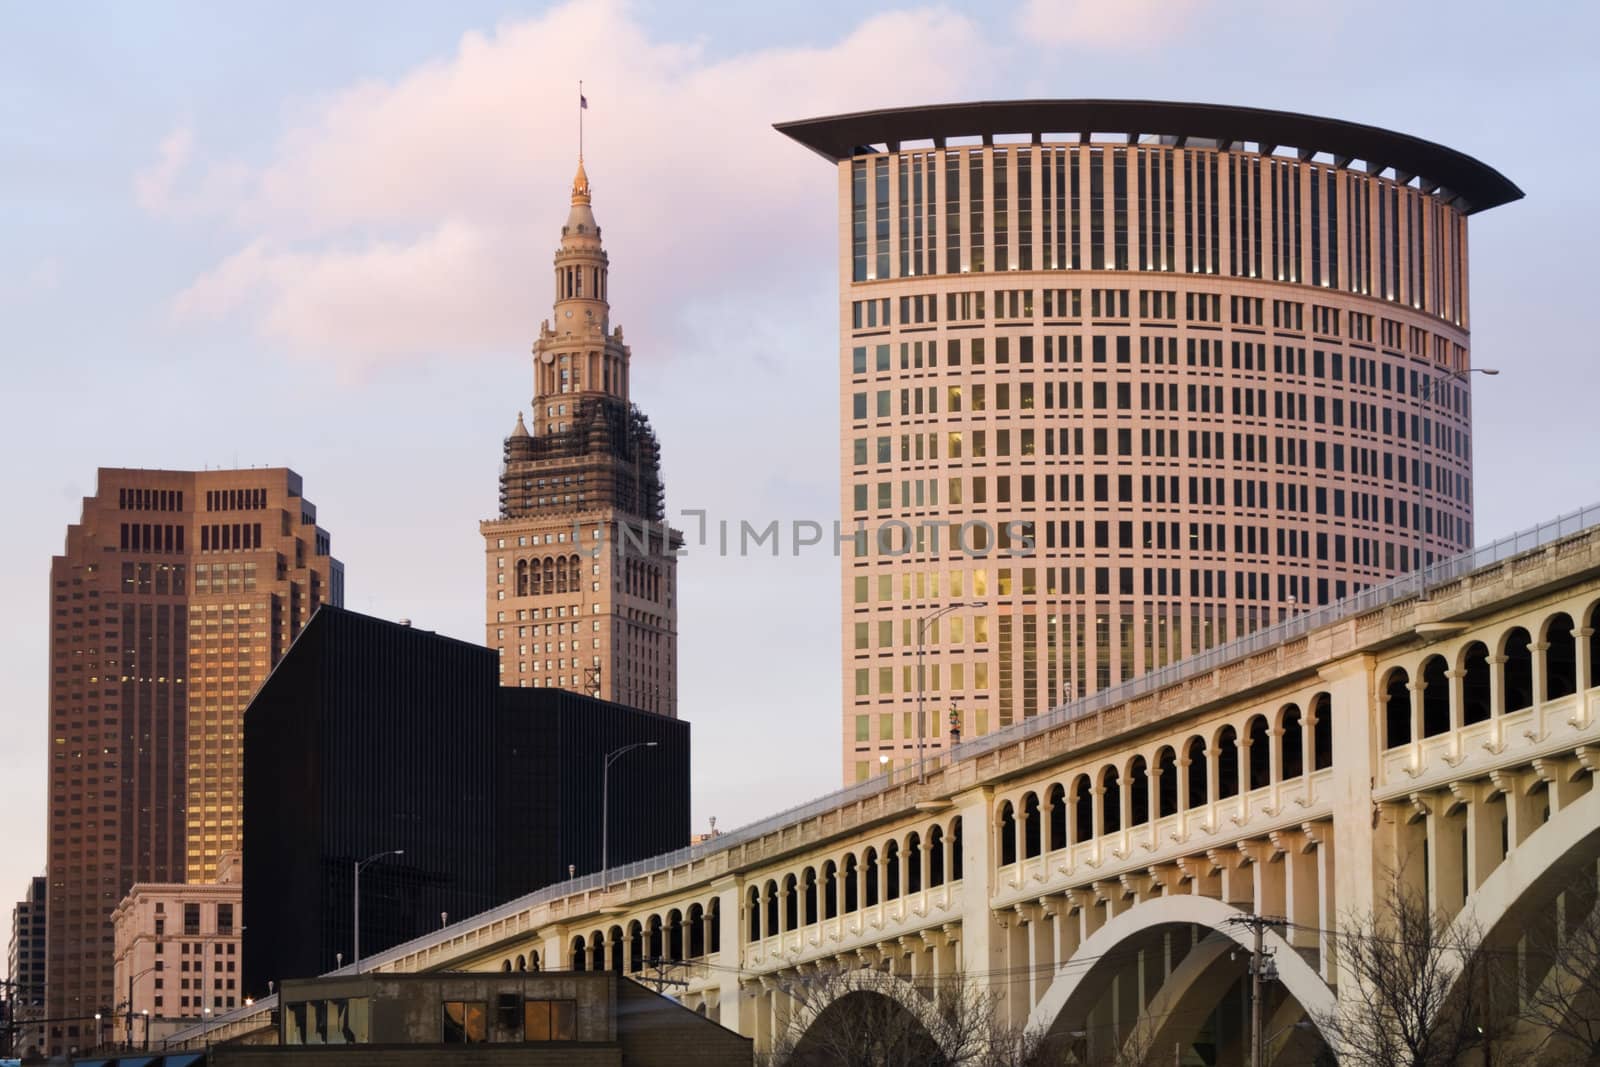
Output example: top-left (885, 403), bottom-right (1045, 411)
top-left (711, 875), bottom-right (746, 1032)
top-left (1321, 653), bottom-right (1379, 987)
top-left (953, 785), bottom-right (1013, 1023)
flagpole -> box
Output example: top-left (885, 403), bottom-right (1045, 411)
top-left (579, 79), bottom-right (584, 160)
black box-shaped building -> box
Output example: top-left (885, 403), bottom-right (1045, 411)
top-left (241, 606), bottom-right (688, 997)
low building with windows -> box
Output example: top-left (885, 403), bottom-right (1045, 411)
top-left (111, 853), bottom-right (244, 1047)
top-left (125, 972), bottom-right (750, 1066)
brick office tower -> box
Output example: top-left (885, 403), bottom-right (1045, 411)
top-left (44, 468), bottom-right (341, 1055)
top-left (483, 158), bottom-right (681, 716)
top-left (777, 101), bottom-right (1522, 781)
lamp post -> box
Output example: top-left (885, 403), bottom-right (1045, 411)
top-left (353, 848), bottom-right (405, 973)
top-left (602, 742), bottom-right (658, 882)
top-left (1416, 367), bottom-right (1499, 600)
top-left (916, 602), bottom-right (985, 782)
top-left (122, 964), bottom-right (159, 1050)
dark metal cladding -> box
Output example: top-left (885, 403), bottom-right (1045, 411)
top-left (775, 99), bottom-right (1522, 214)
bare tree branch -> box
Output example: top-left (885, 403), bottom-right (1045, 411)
top-left (1513, 870), bottom-right (1600, 1067)
top-left (1316, 877), bottom-right (1493, 1067)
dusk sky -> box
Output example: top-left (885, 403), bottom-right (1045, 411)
top-left (3, 0), bottom-right (1597, 906)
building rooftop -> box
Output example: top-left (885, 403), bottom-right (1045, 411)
top-left (775, 99), bottom-right (1522, 214)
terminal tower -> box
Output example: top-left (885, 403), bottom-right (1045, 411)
top-left (482, 157), bottom-right (680, 717)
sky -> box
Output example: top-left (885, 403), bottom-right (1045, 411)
top-left (3, 0), bottom-right (1598, 910)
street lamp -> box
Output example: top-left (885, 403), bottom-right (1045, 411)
top-left (121, 964), bottom-right (160, 1049)
top-left (602, 742), bottom-right (658, 881)
top-left (916, 602), bottom-right (985, 782)
top-left (1416, 367), bottom-right (1499, 600)
top-left (353, 848), bottom-right (405, 973)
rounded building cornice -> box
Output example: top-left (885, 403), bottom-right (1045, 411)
top-left (775, 99), bottom-right (1522, 215)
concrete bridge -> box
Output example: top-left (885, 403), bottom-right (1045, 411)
top-left (186, 507), bottom-right (1600, 1062)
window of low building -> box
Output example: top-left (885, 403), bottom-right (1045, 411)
top-left (524, 998), bottom-right (576, 1041)
top-left (443, 1000), bottom-right (487, 1043)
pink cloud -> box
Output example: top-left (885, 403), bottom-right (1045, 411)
top-left (149, 1), bottom-right (989, 373)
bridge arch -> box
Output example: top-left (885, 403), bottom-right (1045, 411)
top-left (1448, 780), bottom-right (1600, 986)
top-left (778, 967), bottom-right (957, 1062)
top-left (1024, 894), bottom-right (1336, 1044)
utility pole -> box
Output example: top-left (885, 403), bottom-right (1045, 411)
top-left (1225, 913), bottom-right (1286, 1067)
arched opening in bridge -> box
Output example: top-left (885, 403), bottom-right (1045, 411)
top-left (647, 915), bottom-right (663, 963)
top-left (687, 904), bottom-right (704, 958)
top-left (822, 860), bottom-right (838, 918)
top-left (998, 801), bottom-right (1017, 865)
top-left (609, 926), bottom-right (623, 973)
top-left (1216, 726), bottom-right (1239, 799)
top-left (1421, 655), bottom-right (1451, 737)
top-left (1503, 627), bottom-right (1533, 712)
top-left (927, 826), bottom-right (944, 887)
top-left (764, 882), bottom-right (778, 940)
top-left (628, 920), bottom-right (643, 973)
top-left (1247, 715), bottom-right (1271, 790)
top-left (1590, 603), bottom-right (1600, 680)
top-left (1545, 613), bottom-right (1577, 699)
top-left (746, 887), bottom-right (760, 941)
top-left (788, 989), bottom-right (946, 1067)
top-left (590, 930), bottom-right (605, 971)
top-left (570, 934), bottom-right (588, 970)
top-left (803, 867), bottom-right (818, 925)
top-left (1074, 775), bottom-right (1094, 841)
top-left (1023, 793), bottom-right (1042, 858)
top-left (1461, 642), bottom-right (1491, 725)
top-left (1280, 706), bottom-right (1303, 780)
top-left (906, 833), bottom-right (922, 894)
top-left (1129, 756), bottom-right (1150, 826)
top-left (708, 898), bottom-right (720, 953)
top-left (1185, 738), bottom-right (1208, 808)
top-left (1156, 746), bottom-right (1178, 816)
top-left (1048, 783), bottom-right (1067, 848)
top-left (884, 840), bottom-right (901, 900)
top-left (667, 908), bottom-right (684, 962)
top-left (950, 817), bottom-right (963, 880)
top-left (783, 875), bottom-right (798, 931)
top-left (1311, 694), bottom-right (1333, 769)
top-left (864, 848), bottom-right (880, 906)
top-left (844, 854), bottom-right (859, 913)
top-left (1102, 766), bottom-right (1122, 834)
top-left (1385, 668), bottom-right (1412, 747)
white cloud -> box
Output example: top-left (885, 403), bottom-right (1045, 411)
top-left (148, 1), bottom-right (990, 372)
top-left (1017, 0), bottom-right (1205, 48)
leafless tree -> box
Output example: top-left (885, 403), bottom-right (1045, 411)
top-left (763, 965), bottom-right (1061, 1067)
top-left (1513, 871), bottom-right (1600, 1067)
top-left (1316, 878), bottom-right (1494, 1067)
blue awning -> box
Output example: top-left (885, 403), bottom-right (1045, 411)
top-left (162, 1055), bottom-right (206, 1067)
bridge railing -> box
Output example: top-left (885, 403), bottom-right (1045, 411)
top-left (351, 499), bottom-right (1600, 975)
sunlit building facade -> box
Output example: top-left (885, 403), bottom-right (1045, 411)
top-left (44, 468), bottom-right (340, 1055)
top-left (778, 101), bottom-right (1521, 781)
top-left (482, 158), bottom-right (681, 716)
